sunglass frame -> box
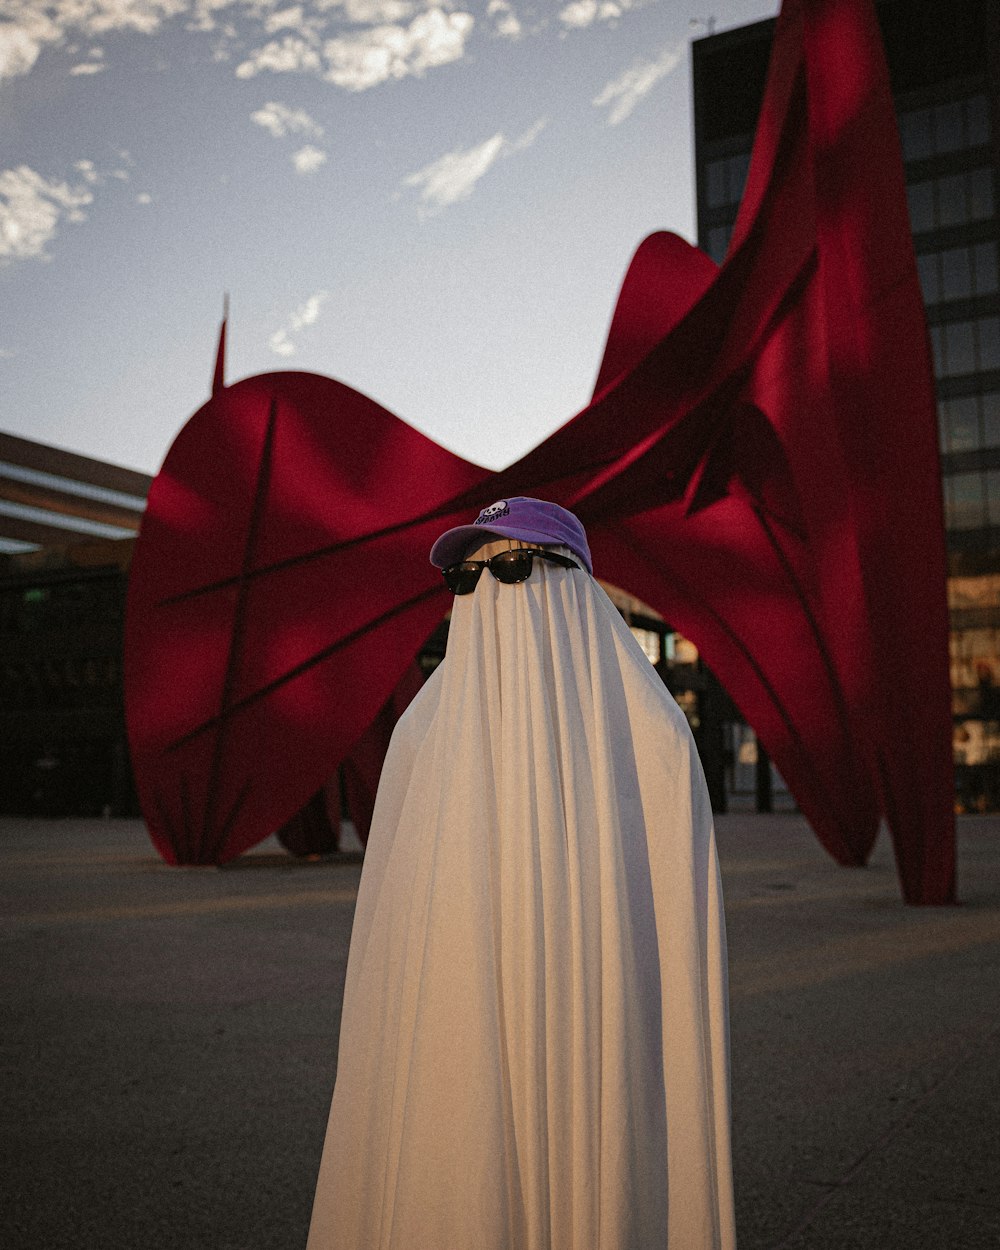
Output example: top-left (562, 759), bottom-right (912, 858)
top-left (442, 547), bottom-right (580, 595)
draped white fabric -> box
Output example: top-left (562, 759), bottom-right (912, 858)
top-left (307, 543), bottom-right (736, 1250)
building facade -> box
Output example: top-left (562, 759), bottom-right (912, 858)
top-left (0, 433), bottom-right (149, 817)
top-left (693, 0), bottom-right (1000, 810)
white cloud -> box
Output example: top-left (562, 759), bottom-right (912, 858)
top-left (558, 0), bottom-right (627, 27)
top-left (401, 117), bottom-right (545, 216)
top-left (268, 289), bottom-right (329, 356)
top-left (487, 0), bottom-right (521, 38)
top-left (251, 100), bottom-right (324, 139)
top-left (593, 40), bottom-right (683, 125)
top-left (269, 329), bottom-right (296, 356)
top-left (335, 0), bottom-right (418, 22)
top-left (0, 0), bottom-right (476, 92)
top-left (236, 34), bottom-right (323, 78)
top-left (74, 159), bottom-right (101, 185)
top-left (264, 5), bottom-right (310, 34)
top-left (0, 21), bottom-right (45, 79)
top-left (291, 143), bottom-right (327, 173)
top-left (323, 8), bottom-right (473, 91)
top-left (73, 157), bottom-right (128, 187)
top-left (0, 0), bottom-right (187, 81)
top-left (187, 0), bottom-right (234, 33)
top-left (508, 116), bottom-right (546, 153)
top-left (135, 192), bottom-right (153, 204)
top-left (404, 134), bottom-right (505, 213)
top-left (250, 101), bottom-right (328, 172)
top-left (558, 0), bottom-right (597, 27)
top-left (0, 165), bottom-right (93, 263)
top-left (291, 291), bottom-right (328, 329)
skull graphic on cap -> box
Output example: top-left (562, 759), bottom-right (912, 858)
top-left (475, 500), bottom-right (510, 525)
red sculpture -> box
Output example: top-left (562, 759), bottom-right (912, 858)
top-left (125, 0), bottom-right (955, 903)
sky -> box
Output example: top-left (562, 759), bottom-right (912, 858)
top-left (0, 0), bottom-right (778, 476)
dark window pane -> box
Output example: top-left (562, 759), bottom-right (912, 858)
top-left (983, 392), bottom-right (1000, 447)
top-left (938, 400), bottom-right (950, 450)
top-left (941, 246), bottom-right (972, 300)
top-left (986, 471), bottom-right (1000, 526)
top-left (900, 108), bottom-right (934, 160)
top-left (949, 472), bottom-right (985, 530)
top-left (938, 173), bottom-right (967, 227)
top-left (706, 226), bottom-right (730, 264)
top-left (917, 252), bottom-right (939, 303)
top-left (906, 180), bottom-right (935, 233)
top-left (948, 395), bottom-right (980, 451)
top-left (973, 241), bottom-right (999, 295)
top-left (966, 95), bottom-right (991, 147)
top-left (969, 167), bottom-right (995, 221)
top-left (706, 160), bottom-right (728, 209)
top-left (728, 153), bottom-right (751, 204)
top-left (935, 100), bottom-right (964, 153)
top-left (930, 324), bottom-right (945, 375)
top-left (945, 321), bottom-right (976, 375)
top-left (980, 317), bottom-right (1000, 371)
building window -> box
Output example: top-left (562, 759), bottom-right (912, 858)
top-left (907, 167), bottom-right (996, 235)
top-left (706, 160), bottom-right (728, 209)
top-left (704, 152), bottom-right (751, 209)
top-left (970, 167), bottom-right (995, 221)
top-left (983, 392), bottom-right (1000, 446)
top-left (939, 172), bottom-right (969, 227)
top-left (706, 225), bottom-right (731, 264)
top-left (900, 107), bottom-right (934, 160)
top-left (930, 324), bottom-right (944, 374)
top-left (941, 395), bottom-right (981, 451)
top-left (974, 241), bottom-right (999, 294)
top-left (918, 252), bottom-right (940, 303)
top-left (987, 471), bottom-right (1000, 527)
top-left (981, 316), bottom-right (1000, 371)
top-left (907, 180), bottom-right (935, 232)
top-left (946, 320), bottom-right (977, 374)
top-left (729, 152), bottom-right (751, 203)
top-left (946, 472), bottom-right (986, 530)
top-left (932, 317), bottom-right (1000, 378)
top-left (919, 242), bottom-right (1000, 307)
top-left (935, 100), bottom-right (965, 153)
top-left (941, 245), bottom-right (973, 300)
top-left (898, 95), bottom-right (992, 161)
top-left (941, 391), bottom-right (1000, 451)
top-left (967, 95), bottom-right (991, 147)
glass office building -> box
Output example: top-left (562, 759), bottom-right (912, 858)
top-left (692, 0), bottom-right (1000, 809)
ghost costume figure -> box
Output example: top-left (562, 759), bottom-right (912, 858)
top-left (307, 498), bottom-right (736, 1250)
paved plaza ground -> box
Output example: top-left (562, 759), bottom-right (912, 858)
top-left (2, 812), bottom-right (999, 1249)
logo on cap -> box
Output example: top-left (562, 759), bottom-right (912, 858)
top-left (475, 500), bottom-right (510, 525)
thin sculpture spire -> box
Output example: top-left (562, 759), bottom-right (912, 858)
top-left (212, 293), bottom-right (229, 397)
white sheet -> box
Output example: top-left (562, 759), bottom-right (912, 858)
top-left (307, 542), bottom-right (736, 1249)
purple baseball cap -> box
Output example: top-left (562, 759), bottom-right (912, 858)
top-left (430, 497), bottom-right (593, 574)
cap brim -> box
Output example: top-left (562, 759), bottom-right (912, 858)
top-left (430, 524), bottom-right (572, 569)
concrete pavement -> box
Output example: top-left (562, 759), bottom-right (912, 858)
top-left (2, 813), bottom-right (998, 1249)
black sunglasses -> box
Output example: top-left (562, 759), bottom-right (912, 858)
top-left (443, 547), bottom-right (580, 595)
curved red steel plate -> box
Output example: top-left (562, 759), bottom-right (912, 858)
top-left (125, 0), bottom-right (954, 902)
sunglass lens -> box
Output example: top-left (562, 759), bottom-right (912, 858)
top-left (489, 551), bottom-right (534, 584)
top-left (444, 563), bottom-right (484, 595)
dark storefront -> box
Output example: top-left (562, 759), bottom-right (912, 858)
top-left (0, 551), bottom-right (139, 819)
